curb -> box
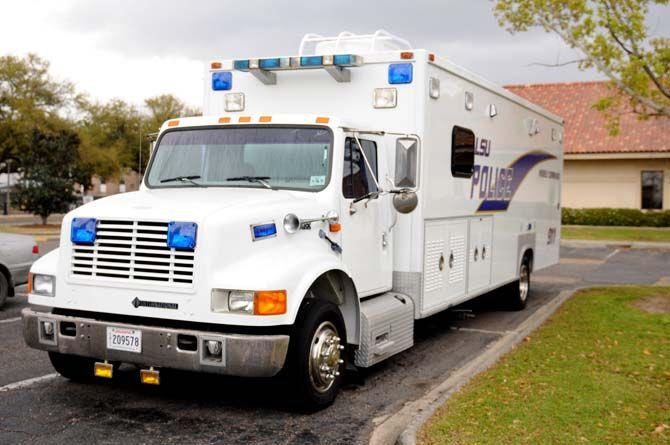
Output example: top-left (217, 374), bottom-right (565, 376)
top-left (561, 239), bottom-right (670, 249)
top-left (369, 288), bottom-right (579, 445)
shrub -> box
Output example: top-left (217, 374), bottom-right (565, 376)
top-left (562, 208), bottom-right (670, 227)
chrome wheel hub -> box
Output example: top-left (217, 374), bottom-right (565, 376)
top-left (308, 321), bottom-right (344, 393)
top-left (519, 264), bottom-right (529, 302)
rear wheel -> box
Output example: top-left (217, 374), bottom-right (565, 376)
top-left (508, 256), bottom-right (531, 310)
top-left (0, 273), bottom-right (8, 309)
top-left (288, 299), bottom-right (346, 411)
top-left (48, 352), bottom-right (96, 381)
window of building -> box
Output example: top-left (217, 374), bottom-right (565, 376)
top-left (343, 138), bottom-right (378, 199)
top-left (99, 181), bottom-right (107, 194)
top-left (119, 178), bottom-right (126, 193)
top-left (641, 171), bottom-right (663, 210)
top-left (451, 126), bottom-right (475, 178)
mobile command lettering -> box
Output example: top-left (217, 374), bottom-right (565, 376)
top-left (23, 31), bottom-right (563, 408)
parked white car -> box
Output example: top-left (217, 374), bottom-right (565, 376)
top-left (0, 233), bottom-right (39, 308)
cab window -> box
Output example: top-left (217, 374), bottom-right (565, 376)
top-left (343, 138), bottom-right (378, 199)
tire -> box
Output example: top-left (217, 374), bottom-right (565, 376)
top-left (508, 256), bottom-right (531, 311)
top-left (287, 299), bottom-right (346, 411)
top-left (48, 352), bottom-right (96, 382)
top-left (0, 273), bottom-right (8, 309)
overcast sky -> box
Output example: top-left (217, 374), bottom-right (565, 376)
top-left (2, 1), bottom-right (668, 109)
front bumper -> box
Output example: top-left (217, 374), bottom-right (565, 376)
top-left (22, 308), bottom-right (290, 378)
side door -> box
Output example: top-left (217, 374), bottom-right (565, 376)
top-left (339, 135), bottom-right (393, 297)
top-left (467, 216), bottom-right (493, 293)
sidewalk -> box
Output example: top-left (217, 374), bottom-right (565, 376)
top-left (561, 238), bottom-right (670, 249)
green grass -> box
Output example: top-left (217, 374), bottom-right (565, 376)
top-left (420, 286), bottom-right (670, 445)
top-left (0, 224), bottom-right (60, 236)
top-left (563, 225), bottom-right (670, 243)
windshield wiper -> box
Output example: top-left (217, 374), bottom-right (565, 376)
top-left (160, 175), bottom-right (203, 187)
top-left (226, 176), bottom-right (273, 190)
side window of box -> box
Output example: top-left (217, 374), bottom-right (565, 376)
top-left (343, 137), bottom-right (378, 199)
top-left (452, 126), bottom-right (475, 178)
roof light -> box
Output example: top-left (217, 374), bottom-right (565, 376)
top-left (249, 59), bottom-right (260, 69)
top-left (219, 117), bottom-right (231, 123)
top-left (428, 53), bottom-right (435, 62)
top-left (168, 120), bottom-right (180, 127)
top-left (210, 62), bottom-right (222, 69)
top-left (224, 92), bottom-right (245, 112)
top-left (374, 88), bottom-right (397, 108)
top-left (259, 116), bottom-right (272, 122)
top-left (212, 71), bottom-right (232, 90)
top-left (400, 51), bottom-right (414, 59)
top-left (388, 63), bottom-right (413, 84)
top-left (167, 221), bottom-right (198, 250)
top-left (251, 222), bottom-right (277, 241)
top-left (71, 217), bottom-right (97, 245)
top-left (301, 56), bottom-right (323, 67)
top-left (234, 60), bottom-right (250, 70)
top-left (322, 55), bottom-right (334, 66)
top-left (239, 116), bottom-right (251, 123)
top-left (334, 54), bottom-right (355, 65)
top-left (259, 58), bottom-right (280, 70)
top-left (316, 117), bottom-right (330, 123)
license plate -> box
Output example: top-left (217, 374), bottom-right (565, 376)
top-left (106, 327), bottom-right (142, 353)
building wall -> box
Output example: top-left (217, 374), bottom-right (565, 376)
top-left (563, 158), bottom-right (670, 210)
top-left (88, 171), bottom-right (142, 199)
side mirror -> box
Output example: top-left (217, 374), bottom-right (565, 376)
top-left (395, 137), bottom-right (418, 188)
top-left (393, 190), bottom-right (418, 214)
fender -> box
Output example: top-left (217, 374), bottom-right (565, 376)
top-left (27, 248), bottom-right (60, 306)
top-left (209, 245), bottom-right (360, 342)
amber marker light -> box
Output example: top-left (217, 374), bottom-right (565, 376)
top-left (210, 62), bottom-right (222, 69)
top-left (140, 368), bottom-right (160, 385)
top-left (316, 117), bottom-right (330, 124)
top-left (254, 290), bottom-right (287, 315)
top-left (259, 116), bottom-right (272, 122)
top-left (218, 117), bottom-right (231, 123)
top-left (329, 223), bottom-right (341, 233)
top-left (27, 272), bottom-right (32, 293)
top-left (400, 51), bottom-right (414, 59)
top-left (239, 116), bottom-right (251, 123)
top-left (94, 362), bottom-right (113, 379)
top-left (428, 53), bottom-right (435, 62)
top-left (167, 120), bottom-right (180, 127)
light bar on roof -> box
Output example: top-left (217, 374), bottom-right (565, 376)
top-left (233, 54), bottom-right (363, 84)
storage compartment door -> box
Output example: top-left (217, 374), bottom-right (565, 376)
top-left (468, 216), bottom-right (493, 293)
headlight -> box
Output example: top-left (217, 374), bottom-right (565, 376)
top-left (228, 290), bottom-right (255, 314)
top-left (32, 274), bottom-right (55, 297)
top-left (211, 289), bottom-right (286, 315)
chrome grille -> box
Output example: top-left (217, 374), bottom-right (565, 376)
top-left (70, 220), bottom-right (194, 287)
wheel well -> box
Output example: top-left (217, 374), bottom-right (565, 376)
top-left (522, 249), bottom-right (534, 272)
top-left (302, 270), bottom-right (359, 345)
top-left (0, 263), bottom-right (14, 297)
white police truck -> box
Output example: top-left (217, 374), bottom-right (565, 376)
top-left (23, 31), bottom-right (563, 408)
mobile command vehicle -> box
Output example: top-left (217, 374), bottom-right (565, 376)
top-left (23, 31), bottom-right (563, 408)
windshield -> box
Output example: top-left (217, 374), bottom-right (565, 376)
top-left (146, 126), bottom-right (333, 191)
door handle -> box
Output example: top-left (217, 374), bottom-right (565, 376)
top-left (449, 252), bottom-right (454, 269)
top-left (473, 247), bottom-right (479, 262)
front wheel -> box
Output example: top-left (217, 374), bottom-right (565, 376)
top-left (48, 352), bottom-right (96, 381)
top-left (288, 299), bottom-right (346, 411)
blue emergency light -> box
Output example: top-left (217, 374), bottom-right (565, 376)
top-left (388, 63), bottom-right (413, 84)
top-left (300, 56), bottom-right (323, 67)
top-left (70, 218), bottom-right (97, 245)
top-left (259, 58), bottom-right (281, 69)
top-left (252, 223), bottom-right (277, 240)
top-left (211, 71), bottom-right (232, 91)
top-left (167, 221), bottom-right (198, 250)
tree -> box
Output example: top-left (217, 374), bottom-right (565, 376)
top-left (77, 98), bottom-right (143, 178)
top-left (12, 127), bottom-right (91, 225)
top-left (494, 0), bottom-right (670, 134)
top-left (0, 54), bottom-right (76, 166)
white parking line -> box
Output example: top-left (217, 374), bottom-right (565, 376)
top-left (604, 249), bottom-right (620, 261)
top-left (0, 317), bottom-right (21, 324)
top-left (0, 373), bottom-right (59, 392)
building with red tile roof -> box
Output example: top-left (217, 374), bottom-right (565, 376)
top-left (506, 81), bottom-right (669, 210)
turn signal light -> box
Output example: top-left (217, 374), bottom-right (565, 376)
top-left (27, 272), bottom-right (32, 293)
top-left (140, 368), bottom-right (160, 385)
top-left (329, 223), bottom-right (341, 233)
top-left (254, 290), bottom-right (287, 315)
top-left (94, 362), bottom-right (113, 379)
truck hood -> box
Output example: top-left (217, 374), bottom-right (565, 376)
top-left (69, 188), bottom-right (318, 223)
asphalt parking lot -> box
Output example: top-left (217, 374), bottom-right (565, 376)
top-left (1, 241), bottom-right (669, 444)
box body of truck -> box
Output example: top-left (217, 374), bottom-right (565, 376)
top-left (23, 31), bottom-right (562, 407)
